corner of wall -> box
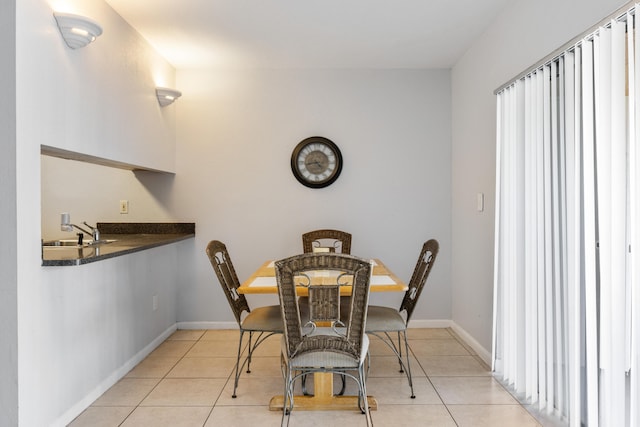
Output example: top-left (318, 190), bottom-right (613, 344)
top-left (0, 0), bottom-right (18, 425)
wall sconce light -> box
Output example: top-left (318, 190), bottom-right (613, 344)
top-left (54, 12), bottom-right (103, 49)
top-left (156, 87), bottom-right (182, 107)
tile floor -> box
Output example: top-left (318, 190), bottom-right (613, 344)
top-left (68, 328), bottom-right (544, 427)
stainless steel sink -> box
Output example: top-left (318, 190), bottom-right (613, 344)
top-left (87, 239), bottom-right (117, 246)
top-left (43, 239), bottom-right (85, 247)
top-left (42, 239), bottom-right (117, 248)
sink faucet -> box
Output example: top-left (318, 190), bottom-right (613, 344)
top-left (60, 213), bottom-right (100, 243)
top-left (65, 223), bottom-right (95, 243)
top-left (82, 222), bottom-right (100, 242)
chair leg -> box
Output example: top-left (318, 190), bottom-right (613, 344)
top-left (233, 330), bottom-right (279, 398)
top-left (246, 331), bottom-right (254, 373)
top-left (281, 363), bottom-right (294, 427)
top-left (358, 363), bottom-right (372, 426)
top-left (396, 331), bottom-right (404, 373)
top-left (232, 330), bottom-right (246, 398)
top-left (401, 330), bottom-right (415, 398)
top-left (368, 330), bottom-right (415, 398)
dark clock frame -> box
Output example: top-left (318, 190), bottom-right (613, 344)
top-left (290, 136), bottom-right (343, 188)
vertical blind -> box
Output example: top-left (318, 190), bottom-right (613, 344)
top-left (494, 3), bottom-right (640, 425)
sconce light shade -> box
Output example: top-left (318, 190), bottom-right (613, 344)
top-left (54, 12), bottom-right (103, 49)
top-left (156, 87), bottom-right (182, 107)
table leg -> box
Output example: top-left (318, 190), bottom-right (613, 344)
top-left (269, 372), bottom-right (377, 411)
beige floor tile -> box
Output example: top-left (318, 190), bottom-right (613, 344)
top-left (247, 334), bottom-right (282, 357)
top-left (68, 406), bottom-right (134, 427)
top-left (216, 376), bottom-right (284, 405)
top-left (70, 329), bottom-right (552, 427)
top-left (448, 404), bottom-right (542, 427)
top-left (368, 355), bottom-right (425, 378)
top-left (417, 355), bottom-right (492, 376)
top-left (522, 405), bottom-right (567, 427)
top-left (367, 376), bottom-right (442, 404)
top-left (125, 356), bottom-right (180, 378)
top-left (168, 329), bottom-right (206, 341)
top-left (92, 378), bottom-right (160, 406)
top-left (185, 340), bottom-right (241, 358)
top-left (367, 335), bottom-right (407, 356)
top-left (200, 329), bottom-right (241, 341)
top-left (166, 357), bottom-right (237, 378)
top-left (409, 339), bottom-right (472, 356)
top-left (448, 329), bottom-right (482, 355)
top-left (286, 409), bottom-right (371, 427)
top-left (431, 376), bottom-right (518, 404)
top-left (407, 328), bottom-right (453, 340)
top-left (236, 356), bottom-right (282, 378)
top-left (371, 404), bottom-right (457, 426)
top-left (120, 406), bottom-right (212, 427)
top-left (148, 340), bottom-right (196, 358)
top-left (205, 406), bottom-right (283, 427)
top-left (140, 378), bottom-right (227, 406)
top-left (476, 355), bottom-right (491, 369)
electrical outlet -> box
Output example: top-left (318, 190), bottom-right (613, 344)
top-left (119, 200), bottom-right (129, 214)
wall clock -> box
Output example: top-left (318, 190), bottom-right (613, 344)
top-left (290, 136), bottom-right (343, 188)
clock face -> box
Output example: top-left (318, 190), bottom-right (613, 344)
top-left (291, 137), bottom-right (343, 188)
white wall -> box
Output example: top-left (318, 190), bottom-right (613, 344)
top-left (451, 0), bottom-right (628, 351)
top-left (41, 155), bottom-right (177, 240)
top-left (174, 68), bottom-right (452, 326)
top-left (31, 247), bottom-right (183, 426)
top-left (16, 0), bottom-right (184, 425)
top-left (27, 2), bottom-right (177, 173)
top-left (0, 1), bottom-right (18, 425)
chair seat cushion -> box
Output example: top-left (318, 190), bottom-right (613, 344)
top-left (365, 305), bottom-right (406, 332)
top-left (241, 305), bottom-right (283, 332)
top-left (282, 333), bottom-right (369, 369)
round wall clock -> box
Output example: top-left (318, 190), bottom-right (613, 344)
top-left (290, 136), bottom-right (343, 188)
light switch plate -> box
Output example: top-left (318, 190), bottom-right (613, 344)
top-left (120, 200), bottom-right (129, 214)
top-left (477, 193), bottom-right (484, 212)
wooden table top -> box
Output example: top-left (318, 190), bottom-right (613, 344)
top-left (238, 258), bottom-right (407, 296)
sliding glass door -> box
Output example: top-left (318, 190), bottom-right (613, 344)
top-left (494, 4), bottom-right (640, 426)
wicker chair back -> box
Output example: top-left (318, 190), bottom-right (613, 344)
top-left (275, 253), bottom-right (371, 361)
top-left (302, 229), bottom-right (352, 254)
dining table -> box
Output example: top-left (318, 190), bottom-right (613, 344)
top-left (238, 258), bottom-right (407, 411)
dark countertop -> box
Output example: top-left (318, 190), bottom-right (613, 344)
top-left (42, 223), bottom-right (195, 266)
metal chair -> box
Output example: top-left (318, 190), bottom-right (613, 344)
top-left (302, 229), bottom-right (352, 254)
top-left (205, 240), bottom-right (283, 398)
top-left (275, 253), bottom-right (373, 426)
top-left (365, 239), bottom-right (439, 398)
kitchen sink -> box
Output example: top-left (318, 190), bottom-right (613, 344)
top-left (43, 239), bottom-right (85, 247)
top-left (42, 239), bottom-right (117, 247)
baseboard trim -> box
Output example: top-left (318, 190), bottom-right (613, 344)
top-left (54, 324), bottom-right (177, 427)
top-left (177, 321), bottom-right (238, 330)
top-left (408, 319), bottom-right (454, 329)
top-left (408, 319), bottom-right (492, 366)
top-left (448, 322), bottom-right (492, 365)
